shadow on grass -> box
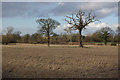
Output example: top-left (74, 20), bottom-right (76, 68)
top-left (49, 46), bottom-right (90, 48)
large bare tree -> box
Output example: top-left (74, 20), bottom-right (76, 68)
top-left (36, 18), bottom-right (60, 47)
top-left (65, 10), bottom-right (98, 47)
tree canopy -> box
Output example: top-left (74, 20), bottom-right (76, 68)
top-left (36, 18), bottom-right (60, 47)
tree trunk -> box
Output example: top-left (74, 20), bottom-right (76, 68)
top-left (47, 24), bottom-right (50, 47)
top-left (79, 30), bottom-right (83, 47)
top-left (47, 31), bottom-right (50, 47)
top-left (104, 39), bottom-right (107, 46)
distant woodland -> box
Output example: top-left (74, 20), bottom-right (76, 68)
top-left (1, 26), bottom-right (119, 45)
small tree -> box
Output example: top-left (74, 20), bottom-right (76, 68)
top-left (36, 18), bottom-right (60, 47)
top-left (101, 31), bottom-right (109, 45)
top-left (65, 10), bottom-right (98, 47)
top-left (100, 27), bottom-right (113, 45)
top-left (2, 27), bottom-right (14, 44)
top-left (23, 34), bottom-right (30, 43)
top-left (14, 31), bottom-right (21, 42)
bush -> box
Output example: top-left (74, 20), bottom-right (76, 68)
top-left (111, 43), bottom-right (117, 46)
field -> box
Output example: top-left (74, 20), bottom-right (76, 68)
top-left (2, 44), bottom-right (118, 78)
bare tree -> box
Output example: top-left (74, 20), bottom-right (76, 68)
top-left (6, 26), bottom-right (14, 35)
top-left (65, 10), bottom-right (98, 47)
top-left (36, 18), bottom-right (60, 47)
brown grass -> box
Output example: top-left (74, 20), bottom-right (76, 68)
top-left (2, 44), bottom-right (118, 78)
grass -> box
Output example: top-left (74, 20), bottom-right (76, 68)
top-left (2, 43), bottom-right (118, 78)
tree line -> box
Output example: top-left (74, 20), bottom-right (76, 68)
top-left (1, 10), bottom-right (120, 47)
top-left (1, 26), bottom-right (119, 45)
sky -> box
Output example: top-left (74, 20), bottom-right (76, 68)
top-left (2, 2), bottom-right (119, 35)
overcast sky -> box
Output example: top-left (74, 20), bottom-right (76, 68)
top-left (2, 2), bottom-right (118, 35)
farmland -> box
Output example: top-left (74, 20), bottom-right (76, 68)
top-left (2, 44), bottom-right (118, 78)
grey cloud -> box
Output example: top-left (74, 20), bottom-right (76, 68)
top-left (2, 2), bottom-right (118, 19)
top-left (118, 2), bottom-right (120, 16)
top-left (2, 2), bottom-right (53, 17)
top-left (50, 2), bottom-right (118, 19)
top-left (2, 2), bottom-right (30, 17)
top-left (95, 7), bottom-right (117, 18)
top-left (77, 2), bottom-right (117, 10)
top-left (51, 3), bottom-right (80, 16)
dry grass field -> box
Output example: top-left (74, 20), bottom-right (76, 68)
top-left (2, 44), bottom-right (118, 78)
